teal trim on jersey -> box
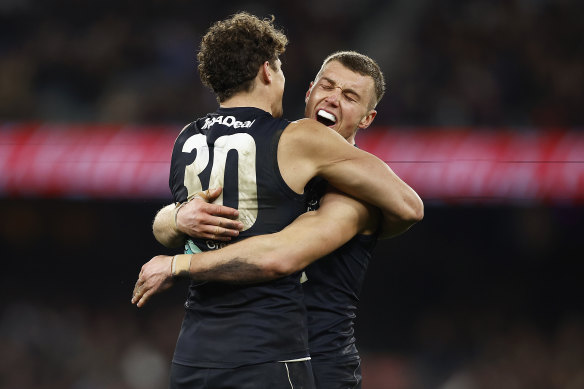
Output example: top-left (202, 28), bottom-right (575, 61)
top-left (185, 239), bottom-right (202, 254)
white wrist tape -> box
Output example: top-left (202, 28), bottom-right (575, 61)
top-left (171, 254), bottom-right (192, 277)
top-left (173, 202), bottom-right (186, 229)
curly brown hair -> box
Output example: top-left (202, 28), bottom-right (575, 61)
top-left (197, 12), bottom-right (288, 103)
top-left (318, 51), bottom-right (386, 108)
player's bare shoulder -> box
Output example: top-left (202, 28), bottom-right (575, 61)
top-left (277, 119), bottom-right (329, 194)
top-left (280, 118), bottom-right (346, 156)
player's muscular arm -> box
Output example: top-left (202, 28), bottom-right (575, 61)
top-left (279, 119), bottom-right (423, 239)
top-left (239, 189), bottom-right (376, 276)
top-left (152, 187), bottom-right (243, 248)
top-left (132, 190), bottom-right (374, 307)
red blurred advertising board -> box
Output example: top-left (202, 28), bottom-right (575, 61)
top-left (1, 123), bottom-right (583, 204)
top-left (357, 127), bottom-right (584, 204)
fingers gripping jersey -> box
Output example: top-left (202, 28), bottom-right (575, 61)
top-left (169, 107), bottom-right (309, 368)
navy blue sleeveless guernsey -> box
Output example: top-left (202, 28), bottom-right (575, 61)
top-left (169, 107), bottom-right (309, 368)
top-left (302, 180), bottom-right (378, 364)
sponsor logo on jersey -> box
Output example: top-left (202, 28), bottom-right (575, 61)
top-left (201, 116), bottom-right (255, 130)
top-left (307, 198), bottom-right (320, 212)
top-left (205, 240), bottom-right (230, 250)
top-left (185, 238), bottom-right (230, 253)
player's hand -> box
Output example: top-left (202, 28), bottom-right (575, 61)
top-left (131, 255), bottom-right (175, 308)
top-left (176, 187), bottom-right (243, 241)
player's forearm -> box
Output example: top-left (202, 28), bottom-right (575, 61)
top-left (152, 204), bottom-right (186, 248)
top-left (174, 211), bottom-right (356, 283)
top-left (173, 237), bottom-right (291, 283)
top-left (377, 210), bottom-right (421, 239)
top-left (324, 154), bottom-right (424, 239)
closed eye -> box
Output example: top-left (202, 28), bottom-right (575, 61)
top-left (344, 94), bottom-right (357, 102)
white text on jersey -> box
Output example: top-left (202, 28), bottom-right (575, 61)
top-left (201, 116), bottom-right (255, 130)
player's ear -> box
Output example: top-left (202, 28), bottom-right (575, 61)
top-left (358, 109), bottom-right (377, 130)
top-left (261, 61), bottom-right (272, 83)
top-left (305, 82), bottom-right (314, 103)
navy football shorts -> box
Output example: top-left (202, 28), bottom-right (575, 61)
top-left (311, 357), bottom-right (362, 389)
top-left (170, 359), bottom-right (315, 389)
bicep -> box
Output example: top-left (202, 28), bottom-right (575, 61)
top-left (281, 120), bottom-right (420, 240)
top-left (311, 135), bottom-right (422, 232)
top-left (283, 119), bottom-right (393, 200)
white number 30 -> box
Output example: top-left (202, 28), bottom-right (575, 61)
top-left (182, 133), bottom-right (258, 231)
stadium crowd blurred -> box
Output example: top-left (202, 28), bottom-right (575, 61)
top-left (1, 200), bottom-right (582, 388)
top-left (1, 0), bottom-right (583, 127)
top-left (1, 1), bottom-right (583, 388)
top-left (2, 298), bottom-right (583, 388)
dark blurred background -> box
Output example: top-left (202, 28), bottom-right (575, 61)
top-left (1, 1), bottom-right (583, 388)
top-left (2, 0), bottom-right (583, 127)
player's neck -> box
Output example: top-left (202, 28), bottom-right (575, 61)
top-left (220, 90), bottom-right (275, 116)
top-left (343, 131), bottom-right (357, 146)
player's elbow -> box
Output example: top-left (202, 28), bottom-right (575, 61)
top-left (400, 194), bottom-right (424, 225)
top-left (262, 256), bottom-right (299, 279)
top-left (409, 197), bottom-right (424, 223)
top-left (380, 198), bottom-right (424, 239)
top-left (152, 224), bottom-right (184, 248)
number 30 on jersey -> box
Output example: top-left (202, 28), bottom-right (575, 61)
top-left (182, 133), bottom-right (258, 231)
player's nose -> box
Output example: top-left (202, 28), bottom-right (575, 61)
top-left (324, 90), bottom-right (341, 105)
